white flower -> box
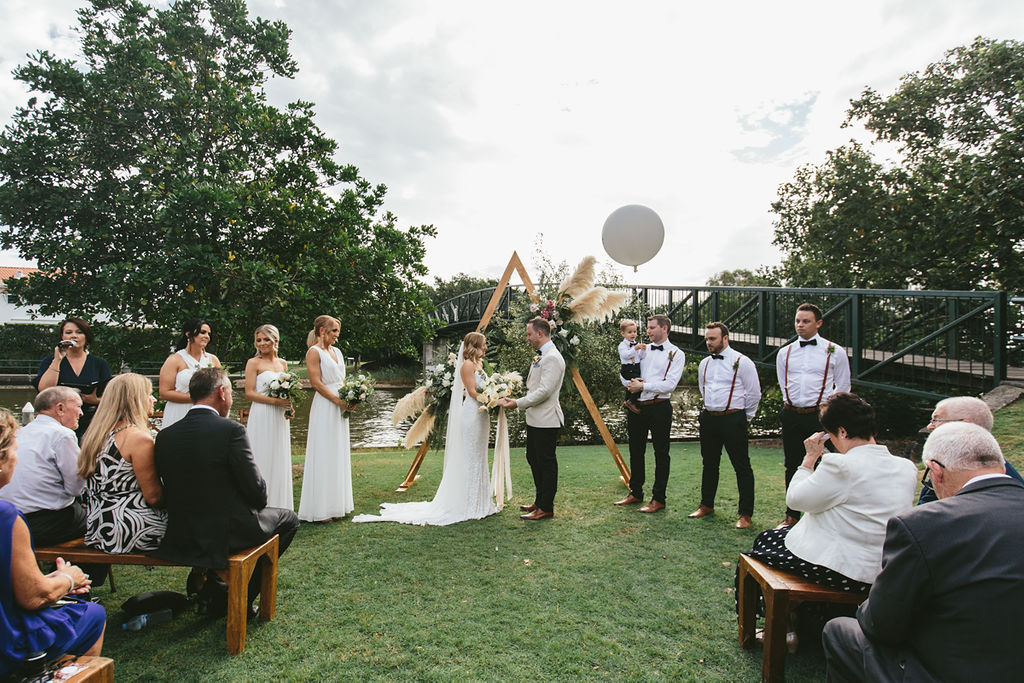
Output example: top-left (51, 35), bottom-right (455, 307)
top-left (269, 380), bottom-right (281, 390)
top-left (559, 329), bottom-right (569, 338)
top-left (570, 336), bottom-right (580, 345)
top-left (442, 378), bottom-right (451, 387)
top-left (529, 303), bottom-right (539, 312)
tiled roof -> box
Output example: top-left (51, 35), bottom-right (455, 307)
top-left (0, 266), bottom-right (39, 281)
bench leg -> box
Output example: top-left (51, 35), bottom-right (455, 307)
top-left (222, 560), bottom-right (254, 655)
top-left (737, 561), bottom-right (759, 649)
top-left (258, 546), bottom-right (278, 622)
top-left (762, 590), bottom-right (789, 683)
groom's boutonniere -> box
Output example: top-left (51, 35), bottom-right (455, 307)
top-left (532, 355), bottom-right (541, 366)
top-left (827, 343), bottom-right (836, 354)
top-left (732, 357), bottom-right (740, 371)
top-left (662, 349), bottom-right (677, 380)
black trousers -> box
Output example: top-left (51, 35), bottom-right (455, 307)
top-left (698, 410), bottom-right (754, 516)
top-left (626, 400), bottom-right (672, 503)
top-left (24, 503), bottom-right (108, 587)
top-left (621, 363), bottom-right (641, 402)
top-left (526, 426), bottom-right (559, 512)
top-left (779, 408), bottom-right (823, 519)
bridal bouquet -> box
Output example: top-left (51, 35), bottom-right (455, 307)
top-left (339, 374), bottom-right (375, 418)
top-left (264, 370), bottom-right (303, 417)
top-left (476, 369), bottom-right (523, 413)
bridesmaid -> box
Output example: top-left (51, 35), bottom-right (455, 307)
top-left (158, 319), bottom-right (220, 430)
top-left (244, 325), bottom-right (294, 510)
top-left (298, 315), bottom-right (353, 522)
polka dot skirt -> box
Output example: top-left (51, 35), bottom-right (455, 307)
top-left (746, 526), bottom-right (871, 593)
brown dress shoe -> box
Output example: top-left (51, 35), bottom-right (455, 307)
top-left (520, 504), bottom-right (538, 512)
top-left (687, 505), bottom-right (715, 519)
top-left (520, 508), bottom-right (553, 521)
top-left (638, 500), bottom-right (665, 513)
top-left (613, 494), bottom-right (643, 506)
top-left (735, 515), bottom-right (753, 529)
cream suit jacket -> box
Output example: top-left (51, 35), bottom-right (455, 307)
top-left (517, 343), bottom-right (566, 428)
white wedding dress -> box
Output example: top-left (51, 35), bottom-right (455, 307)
top-left (353, 346), bottom-right (497, 526)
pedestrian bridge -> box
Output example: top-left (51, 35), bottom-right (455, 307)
top-left (429, 285), bottom-right (1016, 400)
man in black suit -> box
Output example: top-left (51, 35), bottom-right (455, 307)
top-left (823, 421), bottom-right (1024, 681)
top-left (153, 367), bottom-right (298, 610)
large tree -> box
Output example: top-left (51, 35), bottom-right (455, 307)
top-left (771, 38), bottom-right (1024, 292)
top-left (0, 0), bottom-right (434, 361)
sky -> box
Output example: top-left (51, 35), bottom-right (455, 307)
top-left (0, 0), bottom-right (1022, 288)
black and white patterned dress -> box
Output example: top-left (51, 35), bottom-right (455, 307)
top-left (83, 428), bottom-right (167, 553)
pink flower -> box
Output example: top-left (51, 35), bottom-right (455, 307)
top-left (546, 300), bottom-right (554, 308)
top-left (541, 309), bottom-right (551, 319)
top-left (529, 303), bottom-right (539, 312)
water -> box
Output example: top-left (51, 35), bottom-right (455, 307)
top-left (0, 385), bottom-right (769, 447)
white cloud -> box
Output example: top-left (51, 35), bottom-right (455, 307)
top-left (1, 0), bottom-right (1023, 287)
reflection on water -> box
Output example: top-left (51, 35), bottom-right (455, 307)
top-left (0, 385), bottom-right (771, 448)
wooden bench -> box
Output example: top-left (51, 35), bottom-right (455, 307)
top-left (737, 554), bottom-right (867, 683)
top-left (35, 535), bottom-right (279, 654)
top-left (52, 655), bottom-right (115, 682)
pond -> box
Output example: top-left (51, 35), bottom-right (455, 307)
top-left (0, 385), bottom-right (774, 448)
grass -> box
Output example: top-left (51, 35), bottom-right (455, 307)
top-left (89, 400), bottom-right (1024, 681)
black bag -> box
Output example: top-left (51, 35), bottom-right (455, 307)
top-left (121, 590), bottom-right (190, 616)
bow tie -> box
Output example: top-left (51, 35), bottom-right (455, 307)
top-left (711, 354), bottom-right (724, 360)
top-left (799, 339), bottom-right (817, 347)
top-left (628, 341), bottom-right (638, 347)
top-left (650, 344), bottom-right (664, 351)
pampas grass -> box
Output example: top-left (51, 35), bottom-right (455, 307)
top-left (558, 256), bottom-right (597, 300)
top-left (403, 409), bottom-right (435, 448)
top-left (392, 385), bottom-right (428, 425)
top-left (567, 286), bottom-right (610, 320)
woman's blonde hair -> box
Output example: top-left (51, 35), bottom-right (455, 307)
top-left (0, 409), bottom-right (17, 468)
top-left (253, 324), bottom-right (280, 357)
top-left (463, 332), bottom-right (486, 363)
top-left (78, 373), bottom-right (154, 479)
top-left (307, 315), bottom-right (340, 347)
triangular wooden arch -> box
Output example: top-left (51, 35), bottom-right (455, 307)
top-left (397, 251), bottom-right (630, 492)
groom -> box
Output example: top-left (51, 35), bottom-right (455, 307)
top-left (500, 317), bottom-right (565, 521)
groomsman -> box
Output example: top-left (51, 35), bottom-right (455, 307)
top-left (775, 303), bottom-right (850, 526)
top-left (500, 317), bottom-right (565, 521)
top-left (613, 314), bottom-right (684, 513)
top-left (689, 322), bottom-right (761, 528)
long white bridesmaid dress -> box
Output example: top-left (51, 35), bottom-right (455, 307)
top-left (247, 370), bottom-right (294, 510)
top-left (298, 346), bottom-right (353, 520)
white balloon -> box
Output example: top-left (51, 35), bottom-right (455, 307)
top-left (602, 205), bottom-right (665, 269)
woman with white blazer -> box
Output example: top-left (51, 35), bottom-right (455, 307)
top-left (746, 392), bottom-right (918, 591)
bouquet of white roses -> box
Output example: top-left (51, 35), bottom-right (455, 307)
top-left (264, 370), bottom-right (303, 417)
top-left (476, 369), bottom-right (523, 413)
top-left (338, 374), bottom-right (375, 418)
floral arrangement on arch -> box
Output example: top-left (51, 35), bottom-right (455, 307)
top-left (391, 345), bottom-right (459, 448)
top-left (521, 256), bottom-right (631, 365)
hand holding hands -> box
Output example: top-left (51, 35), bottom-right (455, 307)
top-left (53, 557), bottom-right (91, 595)
top-left (498, 398), bottom-right (517, 410)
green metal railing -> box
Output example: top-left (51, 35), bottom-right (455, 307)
top-left (430, 285), bottom-right (1008, 399)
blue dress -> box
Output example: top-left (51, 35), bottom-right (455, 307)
top-left (0, 501), bottom-right (104, 675)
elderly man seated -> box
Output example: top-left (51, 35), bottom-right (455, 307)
top-left (823, 421), bottom-right (1024, 681)
top-left (0, 386), bottom-right (108, 585)
top-left (0, 387), bottom-right (85, 544)
top-left (918, 395), bottom-right (1023, 503)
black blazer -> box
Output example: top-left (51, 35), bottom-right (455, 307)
top-left (152, 407), bottom-right (269, 568)
top-left (856, 477), bottom-right (1024, 681)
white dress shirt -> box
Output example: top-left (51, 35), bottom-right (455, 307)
top-left (617, 339), bottom-right (645, 365)
top-left (0, 413), bottom-right (84, 514)
top-left (775, 334), bottom-right (851, 408)
top-left (698, 345), bottom-right (762, 421)
top-left (624, 339), bottom-right (684, 401)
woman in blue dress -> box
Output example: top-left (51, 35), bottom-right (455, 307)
top-left (0, 409), bottom-right (106, 676)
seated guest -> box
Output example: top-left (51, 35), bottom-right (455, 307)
top-left (79, 374), bottom-right (167, 553)
top-left (744, 393), bottom-right (918, 592)
top-left (0, 409), bottom-right (106, 677)
top-left (824, 422), bottom-right (1024, 681)
top-left (918, 395), bottom-right (1024, 504)
top-left (153, 368), bottom-right (298, 613)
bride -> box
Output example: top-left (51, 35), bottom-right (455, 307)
top-left (353, 332), bottom-right (498, 526)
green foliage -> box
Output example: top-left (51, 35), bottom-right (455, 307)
top-left (0, 324), bottom-right (54, 361)
top-left (425, 273), bottom-right (499, 305)
top-left (706, 268), bottom-right (782, 287)
top-left (0, 0), bottom-right (434, 363)
top-left (772, 37), bottom-right (1024, 292)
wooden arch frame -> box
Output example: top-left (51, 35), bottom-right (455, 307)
top-left (397, 251), bottom-right (630, 491)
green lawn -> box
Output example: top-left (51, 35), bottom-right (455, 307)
top-left (91, 400), bottom-right (1024, 681)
